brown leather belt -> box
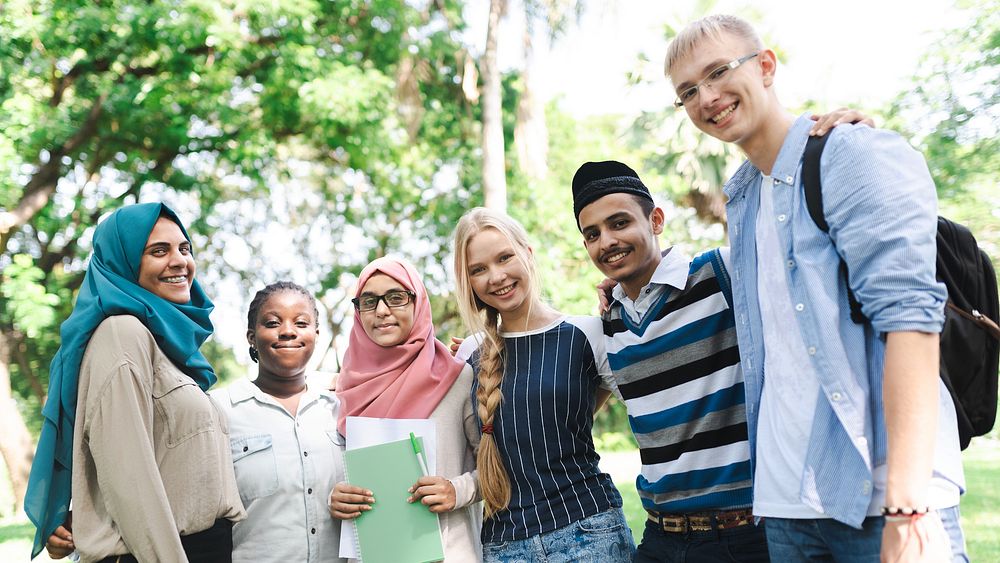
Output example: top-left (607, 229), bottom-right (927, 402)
top-left (646, 507), bottom-right (755, 533)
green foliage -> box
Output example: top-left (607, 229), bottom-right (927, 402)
top-left (884, 1), bottom-right (999, 200)
top-left (882, 0), bottom-right (1000, 295)
top-left (1, 0), bottom-right (480, 434)
top-left (1, 255), bottom-right (60, 339)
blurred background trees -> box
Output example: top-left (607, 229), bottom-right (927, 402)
top-left (1, 0), bottom-right (997, 518)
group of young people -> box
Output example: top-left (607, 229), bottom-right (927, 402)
top-left (23, 13), bottom-right (967, 563)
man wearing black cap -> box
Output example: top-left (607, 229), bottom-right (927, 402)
top-left (574, 160), bottom-right (767, 562)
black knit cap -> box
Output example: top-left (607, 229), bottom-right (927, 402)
top-left (572, 160), bottom-right (653, 228)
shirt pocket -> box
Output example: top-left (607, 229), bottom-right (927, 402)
top-left (231, 433), bottom-right (279, 506)
top-left (151, 370), bottom-right (214, 447)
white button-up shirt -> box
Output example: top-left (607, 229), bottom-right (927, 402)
top-left (211, 376), bottom-right (346, 563)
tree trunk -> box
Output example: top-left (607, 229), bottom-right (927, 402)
top-left (0, 329), bottom-right (35, 516)
top-left (481, 0), bottom-right (508, 211)
top-left (514, 25), bottom-right (549, 183)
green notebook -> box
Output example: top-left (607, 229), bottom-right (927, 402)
top-left (344, 437), bottom-right (444, 563)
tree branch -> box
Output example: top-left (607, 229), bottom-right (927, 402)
top-left (0, 92), bottom-right (108, 251)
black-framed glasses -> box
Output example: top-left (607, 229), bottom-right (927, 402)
top-left (674, 52), bottom-right (759, 108)
top-left (352, 290), bottom-right (415, 312)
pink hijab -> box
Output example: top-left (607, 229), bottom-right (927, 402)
top-left (336, 257), bottom-right (465, 435)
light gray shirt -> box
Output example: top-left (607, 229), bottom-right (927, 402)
top-left (211, 376), bottom-right (346, 563)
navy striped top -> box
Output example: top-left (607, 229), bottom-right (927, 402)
top-left (458, 316), bottom-right (622, 543)
top-left (604, 249), bottom-right (753, 514)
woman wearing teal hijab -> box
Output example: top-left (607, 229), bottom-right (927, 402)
top-left (25, 202), bottom-right (244, 562)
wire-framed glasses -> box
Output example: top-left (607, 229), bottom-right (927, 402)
top-left (674, 52), bottom-right (759, 108)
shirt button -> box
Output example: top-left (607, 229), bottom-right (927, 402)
top-left (787, 260), bottom-right (795, 269)
top-left (733, 226), bottom-right (739, 235)
top-left (862, 480), bottom-right (872, 494)
top-left (303, 451), bottom-right (309, 457)
top-left (311, 528), bottom-right (316, 534)
top-left (243, 446), bottom-right (248, 452)
top-left (785, 176), bottom-right (794, 184)
top-left (807, 346), bottom-right (817, 355)
top-left (856, 437), bottom-right (868, 449)
top-left (308, 488), bottom-right (313, 494)
top-left (795, 303), bottom-right (805, 312)
top-left (778, 214), bottom-right (787, 222)
top-left (831, 392), bottom-right (843, 401)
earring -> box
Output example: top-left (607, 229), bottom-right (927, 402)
top-left (248, 346), bottom-right (259, 363)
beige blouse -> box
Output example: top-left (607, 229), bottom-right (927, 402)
top-left (429, 363), bottom-right (483, 562)
top-left (71, 315), bottom-right (245, 562)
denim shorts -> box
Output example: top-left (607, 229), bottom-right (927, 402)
top-left (482, 506), bottom-right (636, 563)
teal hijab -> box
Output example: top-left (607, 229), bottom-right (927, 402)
top-left (24, 203), bottom-right (217, 558)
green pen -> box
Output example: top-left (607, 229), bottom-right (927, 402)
top-left (409, 432), bottom-right (429, 476)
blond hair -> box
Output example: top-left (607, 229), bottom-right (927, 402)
top-left (452, 207), bottom-right (541, 518)
top-left (664, 14), bottom-right (763, 79)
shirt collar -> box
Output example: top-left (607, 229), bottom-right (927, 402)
top-left (610, 247), bottom-right (691, 303)
top-left (769, 113), bottom-right (815, 188)
top-left (227, 374), bottom-right (334, 409)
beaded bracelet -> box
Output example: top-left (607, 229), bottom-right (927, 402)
top-left (880, 506), bottom-right (930, 517)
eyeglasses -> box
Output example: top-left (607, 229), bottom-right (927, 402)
top-left (674, 52), bottom-right (759, 108)
top-left (352, 290), bottom-right (415, 312)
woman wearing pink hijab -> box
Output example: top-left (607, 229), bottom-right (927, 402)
top-left (328, 257), bottom-right (483, 562)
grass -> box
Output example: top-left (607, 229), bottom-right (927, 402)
top-left (959, 438), bottom-right (1000, 560)
top-left (613, 438), bottom-right (1000, 560)
top-left (2, 440), bottom-right (997, 561)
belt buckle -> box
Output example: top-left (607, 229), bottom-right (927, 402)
top-left (688, 513), bottom-right (711, 533)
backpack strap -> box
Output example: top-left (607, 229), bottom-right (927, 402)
top-left (803, 133), bottom-right (831, 233)
top-left (800, 131), bottom-right (867, 324)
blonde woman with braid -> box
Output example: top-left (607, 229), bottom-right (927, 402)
top-left (453, 208), bottom-right (635, 563)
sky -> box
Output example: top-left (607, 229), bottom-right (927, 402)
top-left (465, 0), bottom-right (963, 117)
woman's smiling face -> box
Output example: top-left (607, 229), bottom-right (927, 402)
top-left (358, 273), bottom-right (415, 348)
top-left (464, 228), bottom-right (532, 318)
top-left (248, 290), bottom-right (318, 380)
top-left (137, 217), bottom-right (195, 304)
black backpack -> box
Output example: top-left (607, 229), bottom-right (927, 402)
top-left (802, 133), bottom-right (1000, 449)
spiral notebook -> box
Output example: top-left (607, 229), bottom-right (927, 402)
top-left (343, 437), bottom-right (444, 563)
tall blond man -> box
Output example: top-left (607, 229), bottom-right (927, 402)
top-left (665, 14), bottom-right (966, 563)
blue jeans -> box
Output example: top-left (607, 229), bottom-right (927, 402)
top-left (633, 518), bottom-right (769, 562)
top-left (482, 507), bottom-right (636, 563)
top-left (764, 505), bottom-right (968, 562)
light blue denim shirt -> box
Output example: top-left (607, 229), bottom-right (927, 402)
top-left (722, 114), bottom-right (953, 527)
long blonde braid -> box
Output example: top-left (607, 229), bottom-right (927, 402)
top-left (452, 208), bottom-right (541, 518)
